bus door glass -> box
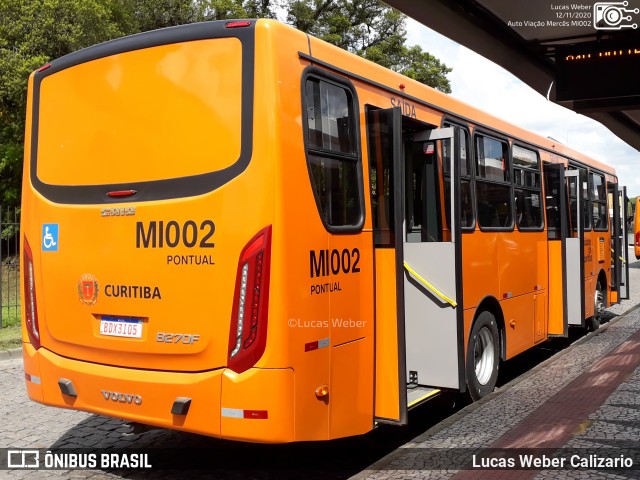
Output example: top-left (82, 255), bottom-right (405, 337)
top-left (608, 182), bottom-right (620, 302)
top-left (611, 184), bottom-right (630, 300)
top-left (620, 186), bottom-right (630, 299)
top-left (565, 170), bottom-right (586, 325)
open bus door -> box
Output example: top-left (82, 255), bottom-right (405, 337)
top-left (368, 107), bottom-right (463, 425)
top-left (620, 186), bottom-right (630, 299)
top-left (545, 165), bottom-right (584, 335)
top-left (399, 123), bottom-right (464, 410)
top-left (565, 170), bottom-right (586, 327)
top-left (609, 183), bottom-right (630, 303)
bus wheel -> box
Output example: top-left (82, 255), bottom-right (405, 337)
top-left (587, 281), bottom-right (605, 332)
top-left (466, 311), bottom-right (500, 401)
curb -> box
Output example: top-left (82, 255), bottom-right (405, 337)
top-left (0, 347), bottom-right (22, 361)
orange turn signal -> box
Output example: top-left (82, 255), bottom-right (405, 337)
top-left (315, 385), bottom-right (329, 398)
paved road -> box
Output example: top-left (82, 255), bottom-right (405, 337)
top-left (1, 248), bottom-right (639, 479)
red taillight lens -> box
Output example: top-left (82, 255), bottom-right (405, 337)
top-left (636, 231), bottom-right (640, 247)
top-left (106, 189), bottom-right (137, 198)
top-left (225, 21), bottom-right (251, 28)
top-left (228, 226), bottom-right (272, 373)
top-left (23, 238), bottom-right (41, 350)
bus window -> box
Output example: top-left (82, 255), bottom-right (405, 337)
top-left (513, 145), bottom-right (543, 230)
top-left (442, 126), bottom-right (474, 230)
top-left (475, 135), bottom-right (512, 229)
top-left (304, 75), bottom-right (362, 230)
top-left (569, 166), bottom-right (591, 231)
top-left (591, 172), bottom-right (608, 231)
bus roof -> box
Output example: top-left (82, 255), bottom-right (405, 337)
top-left (278, 17), bottom-right (616, 177)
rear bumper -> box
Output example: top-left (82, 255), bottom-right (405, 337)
top-left (23, 343), bottom-right (294, 442)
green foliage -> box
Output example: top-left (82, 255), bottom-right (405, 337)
top-left (0, 0), bottom-right (132, 207)
top-left (0, 0), bottom-right (127, 59)
top-left (0, 325), bottom-right (22, 349)
top-left (0, 50), bottom-right (47, 206)
top-left (286, 1), bottom-right (451, 93)
top-left (1, 260), bottom-right (21, 331)
top-left (0, 0), bottom-right (451, 208)
top-left (392, 44), bottom-right (452, 94)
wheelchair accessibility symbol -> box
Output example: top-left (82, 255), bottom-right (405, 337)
top-left (42, 224), bottom-right (59, 252)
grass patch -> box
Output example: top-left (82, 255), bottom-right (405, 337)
top-left (0, 325), bottom-right (22, 351)
top-left (1, 259), bottom-right (21, 328)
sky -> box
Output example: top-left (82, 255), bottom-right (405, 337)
top-left (404, 18), bottom-right (640, 196)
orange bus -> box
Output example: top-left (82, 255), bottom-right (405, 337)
top-left (21, 19), bottom-right (629, 442)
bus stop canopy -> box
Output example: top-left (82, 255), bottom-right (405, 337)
top-left (385, 0), bottom-right (640, 151)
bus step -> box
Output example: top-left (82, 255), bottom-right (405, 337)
top-left (407, 386), bottom-right (441, 409)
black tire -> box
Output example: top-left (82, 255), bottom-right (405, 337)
top-left (466, 311), bottom-right (500, 401)
top-left (587, 281), bottom-right (605, 332)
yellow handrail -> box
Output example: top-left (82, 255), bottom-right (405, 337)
top-left (403, 261), bottom-right (457, 308)
top-left (611, 248), bottom-right (626, 264)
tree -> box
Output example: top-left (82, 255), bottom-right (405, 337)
top-left (284, 1), bottom-right (451, 92)
top-left (0, 50), bottom-right (47, 207)
top-left (0, 0), bottom-right (451, 208)
top-left (0, 0), bottom-right (132, 207)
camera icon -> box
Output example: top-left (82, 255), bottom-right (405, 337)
top-left (594, 1), bottom-right (639, 30)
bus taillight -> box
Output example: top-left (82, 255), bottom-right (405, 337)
top-left (225, 21), bottom-right (251, 28)
top-left (23, 238), bottom-right (41, 350)
top-left (228, 226), bottom-right (272, 373)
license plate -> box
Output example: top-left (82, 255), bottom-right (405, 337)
top-left (100, 316), bottom-right (142, 339)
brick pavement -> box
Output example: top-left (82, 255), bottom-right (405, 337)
top-left (354, 310), bottom-right (640, 480)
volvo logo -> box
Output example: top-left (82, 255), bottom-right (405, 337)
top-left (101, 390), bottom-right (142, 405)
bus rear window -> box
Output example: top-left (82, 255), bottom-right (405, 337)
top-left (36, 38), bottom-right (242, 186)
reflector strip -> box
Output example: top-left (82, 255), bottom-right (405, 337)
top-left (503, 292), bottom-right (513, 299)
top-left (305, 337), bottom-right (330, 352)
top-left (221, 408), bottom-right (268, 419)
top-left (24, 373), bottom-right (41, 384)
top-left (244, 410), bottom-right (268, 419)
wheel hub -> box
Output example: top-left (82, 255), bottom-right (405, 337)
top-left (474, 327), bottom-right (495, 386)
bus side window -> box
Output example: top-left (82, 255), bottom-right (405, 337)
top-left (442, 125), bottom-right (474, 231)
top-left (591, 172), bottom-right (608, 231)
top-left (568, 166), bottom-right (592, 231)
top-left (513, 145), bottom-right (543, 230)
top-left (303, 74), bottom-right (363, 231)
top-left (475, 135), bottom-right (512, 230)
